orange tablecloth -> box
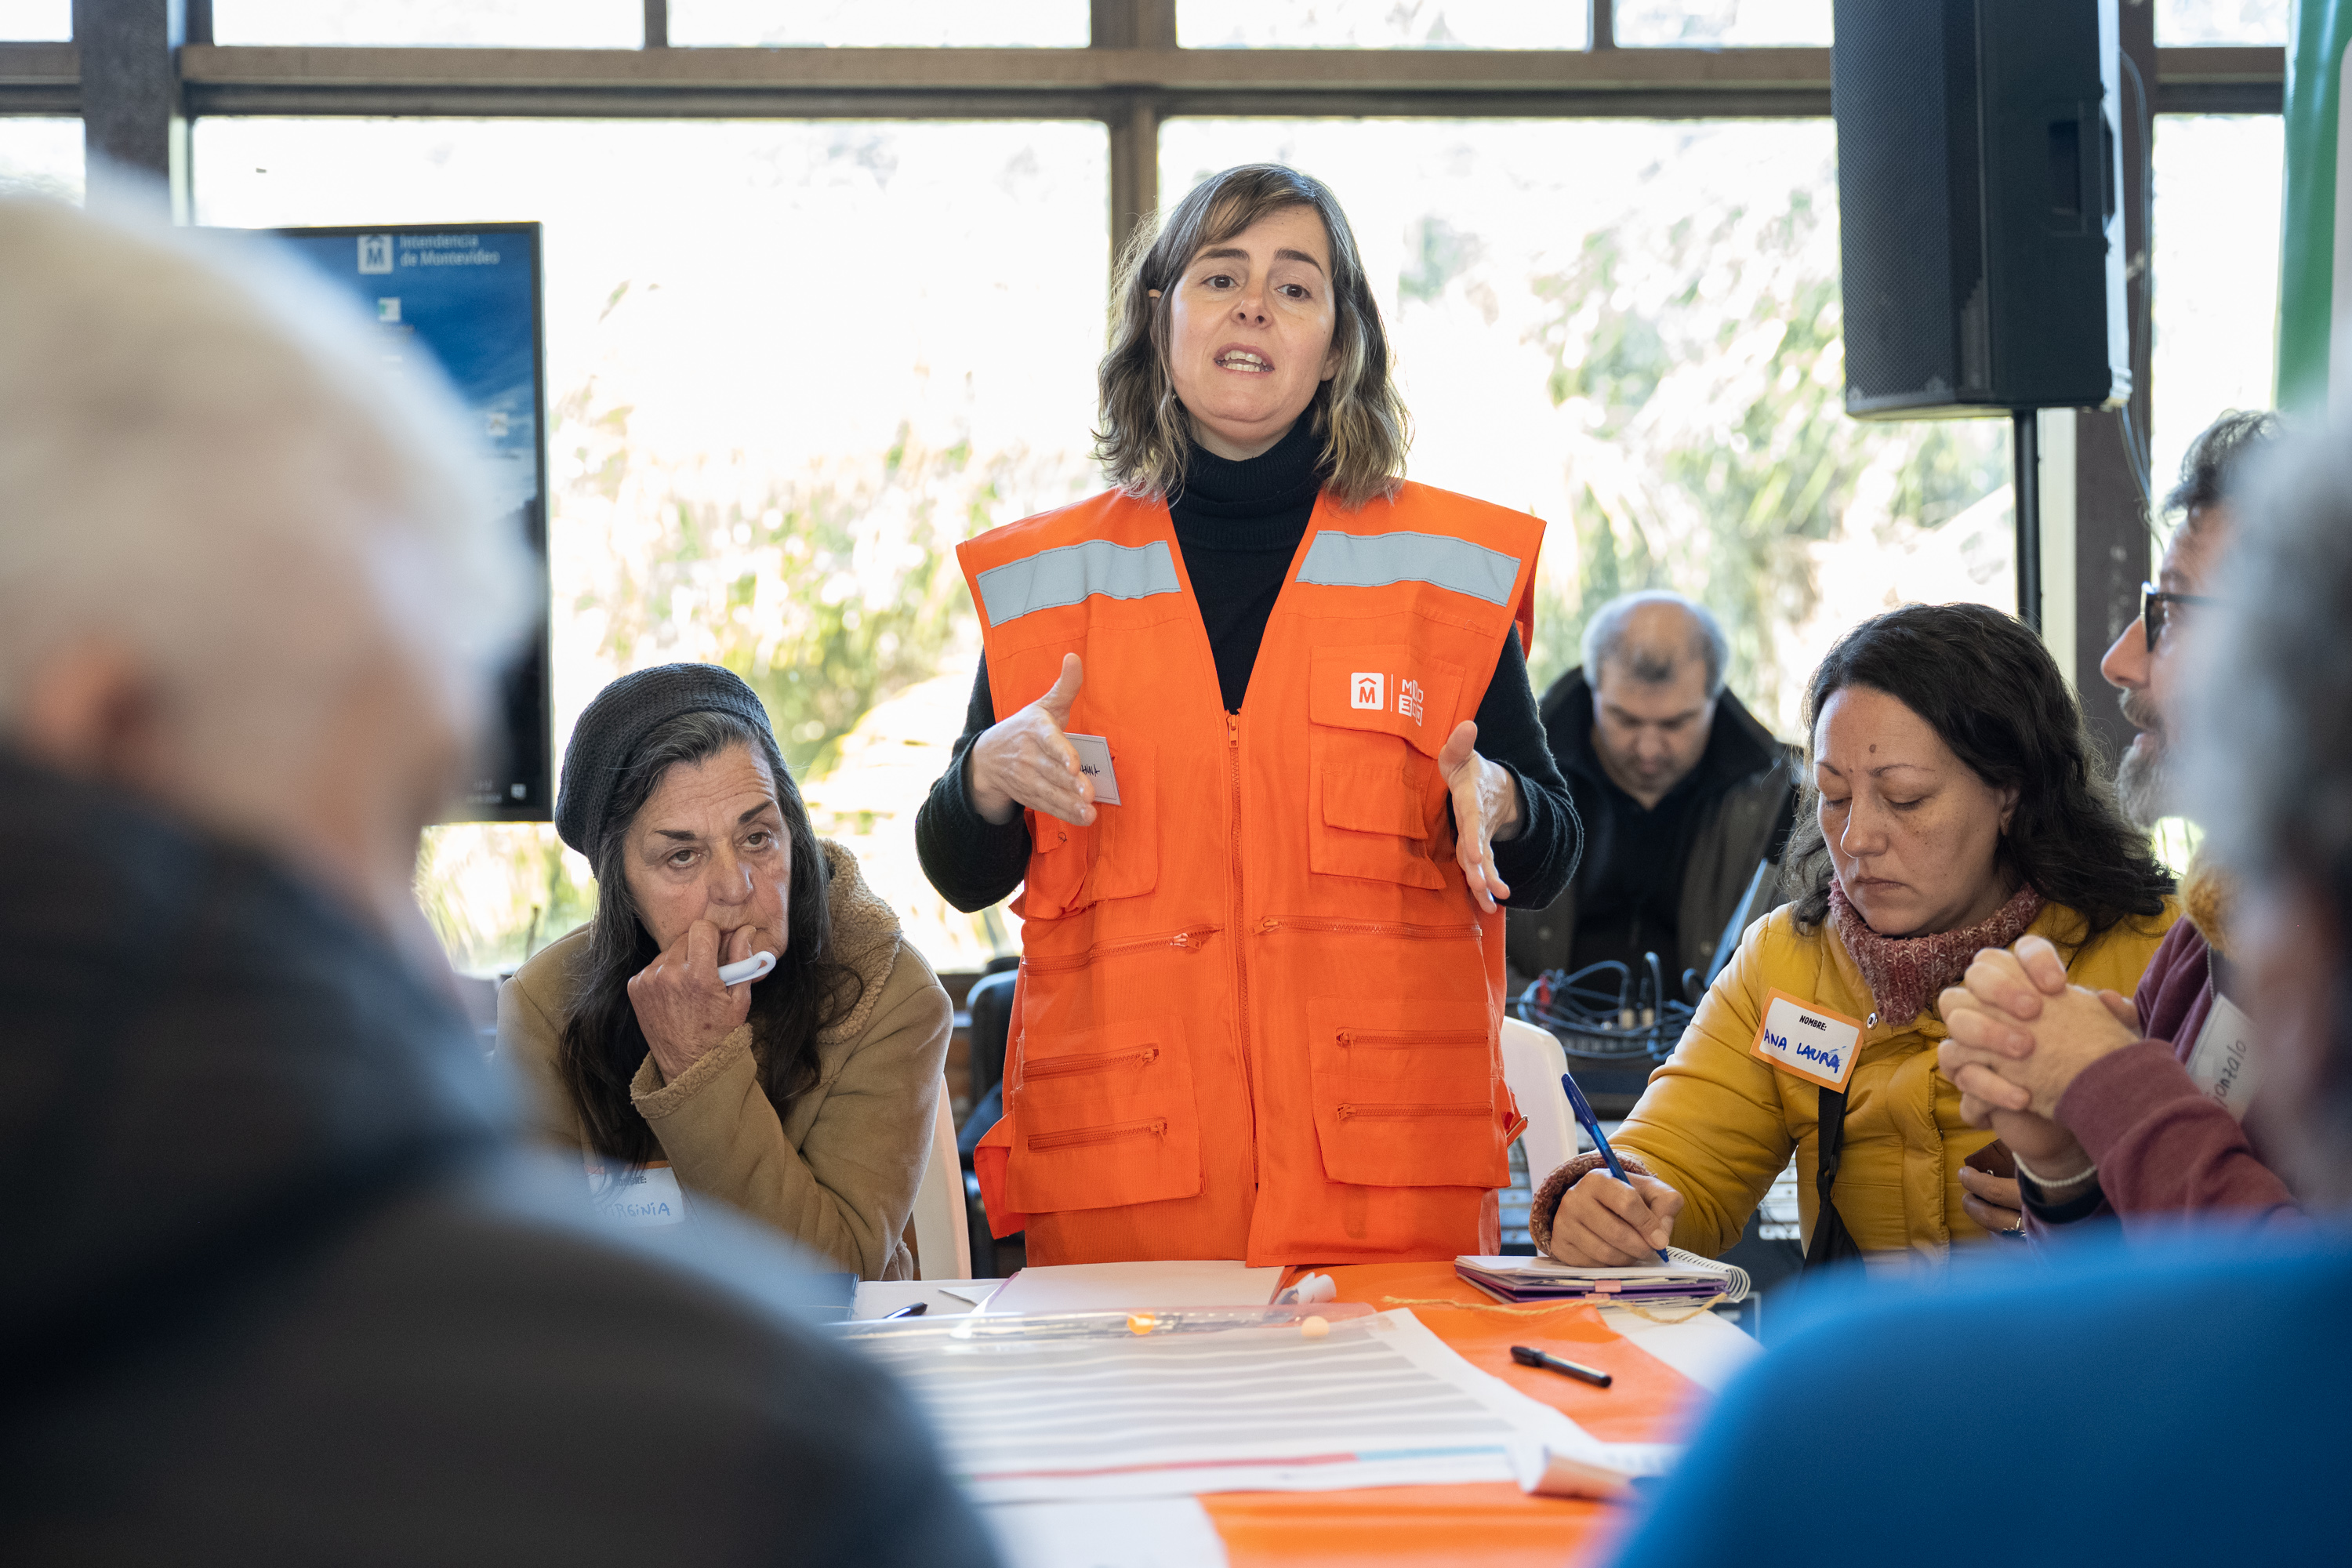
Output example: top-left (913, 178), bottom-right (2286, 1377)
top-left (1199, 1261), bottom-right (1709, 1567)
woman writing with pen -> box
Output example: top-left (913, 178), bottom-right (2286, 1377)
top-left (1532, 606), bottom-right (2175, 1269)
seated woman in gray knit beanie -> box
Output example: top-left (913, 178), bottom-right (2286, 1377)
top-left (496, 662), bottom-right (952, 1280)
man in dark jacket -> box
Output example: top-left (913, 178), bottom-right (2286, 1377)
top-left (0, 196), bottom-right (994, 1566)
top-left (1507, 590), bottom-right (1797, 996)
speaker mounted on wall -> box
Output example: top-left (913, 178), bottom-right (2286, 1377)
top-left (1833, 0), bottom-right (2129, 421)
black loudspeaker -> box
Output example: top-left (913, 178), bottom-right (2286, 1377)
top-left (1833, 0), bottom-right (2129, 419)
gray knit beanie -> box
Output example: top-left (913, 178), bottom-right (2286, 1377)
top-left (555, 662), bottom-right (780, 856)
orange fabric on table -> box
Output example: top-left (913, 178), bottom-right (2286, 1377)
top-left (1203, 1261), bottom-right (1709, 1566)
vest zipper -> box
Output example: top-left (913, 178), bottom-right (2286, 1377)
top-left (1020, 926), bottom-right (1218, 975)
top-left (1022, 1045), bottom-right (1160, 1080)
top-left (1334, 1103), bottom-right (1486, 1122)
top-left (1228, 711), bottom-right (1260, 1189)
top-left (1256, 916), bottom-right (1481, 942)
top-left (1027, 1118), bottom-right (1167, 1152)
top-left (1337, 1029), bottom-right (1488, 1051)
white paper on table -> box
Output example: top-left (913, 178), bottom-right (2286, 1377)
top-left (978, 1260), bottom-right (1284, 1316)
top-left (981, 1499), bottom-right (1229, 1568)
top-left (851, 1280), bottom-right (996, 1319)
top-left (1599, 1303), bottom-right (1762, 1394)
top-left (859, 1306), bottom-right (1677, 1504)
top-left (939, 1282), bottom-right (1002, 1306)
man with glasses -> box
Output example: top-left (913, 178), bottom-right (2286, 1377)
top-left (1936, 410), bottom-right (2301, 1233)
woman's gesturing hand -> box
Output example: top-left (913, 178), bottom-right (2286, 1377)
top-left (1438, 720), bottom-right (1523, 913)
top-left (968, 653), bottom-right (1096, 829)
top-left (630, 918), bottom-right (760, 1082)
top-left (1547, 1171), bottom-right (1686, 1265)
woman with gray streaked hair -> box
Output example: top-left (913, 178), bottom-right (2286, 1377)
top-left (913, 163), bottom-right (1581, 1266)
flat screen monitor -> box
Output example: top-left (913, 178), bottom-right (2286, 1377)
top-left (265, 222), bottom-right (553, 823)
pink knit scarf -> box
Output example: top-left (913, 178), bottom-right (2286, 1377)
top-left (1826, 877), bottom-right (2045, 1027)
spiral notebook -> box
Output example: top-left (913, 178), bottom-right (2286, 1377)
top-left (1455, 1250), bottom-right (1750, 1308)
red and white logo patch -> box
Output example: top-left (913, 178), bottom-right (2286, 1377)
top-left (1349, 671), bottom-right (1385, 710)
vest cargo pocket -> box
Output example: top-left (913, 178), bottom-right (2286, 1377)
top-left (1308, 729), bottom-right (1446, 888)
top-left (1004, 1018), bottom-right (1201, 1213)
top-left (1307, 997), bottom-right (1510, 1188)
top-left (1011, 739), bottom-right (1157, 919)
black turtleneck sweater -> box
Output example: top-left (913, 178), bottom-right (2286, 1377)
top-left (916, 422), bottom-right (1579, 913)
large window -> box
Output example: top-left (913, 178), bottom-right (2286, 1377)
top-left (1163, 118), bottom-right (2005, 739)
top-left (195, 118), bottom-right (1109, 973)
top-left (0, 114), bottom-right (80, 201)
top-left (2151, 114), bottom-right (2285, 503)
top-left (1178, 1), bottom-right (1588, 49)
top-left (0, 0), bottom-right (69, 41)
top-left (213, 0), bottom-right (642, 47)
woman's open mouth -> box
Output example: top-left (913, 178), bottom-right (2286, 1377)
top-left (1214, 345), bottom-right (1273, 374)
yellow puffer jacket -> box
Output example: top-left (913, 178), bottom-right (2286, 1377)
top-left (1615, 897), bottom-right (2177, 1264)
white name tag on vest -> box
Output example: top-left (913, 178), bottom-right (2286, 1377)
top-left (588, 1161), bottom-right (689, 1227)
top-left (2183, 991), bottom-right (2260, 1121)
top-left (1751, 989), bottom-right (1865, 1091)
top-left (1065, 733), bottom-right (1123, 805)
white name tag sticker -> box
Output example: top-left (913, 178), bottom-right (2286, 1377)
top-left (1065, 732), bottom-right (1123, 805)
top-left (1751, 989), bottom-right (1865, 1091)
top-left (2184, 991), bottom-right (2260, 1121)
top-left (588, 1160), bottom-right (689, 1227)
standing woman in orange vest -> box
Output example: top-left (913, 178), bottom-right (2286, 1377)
top-left (916, 164), bottom-right (1581, 1267)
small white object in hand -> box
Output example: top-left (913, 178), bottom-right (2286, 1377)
top-left (717, 949), bottom-right (777, 987)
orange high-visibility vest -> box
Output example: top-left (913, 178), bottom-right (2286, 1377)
top-left (960, 483), bottom-right (1543, 1267)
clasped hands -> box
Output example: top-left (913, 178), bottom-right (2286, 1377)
top-left (1936, 933), bottom-right (2142, 1192)
top-left (967, 653), bottom-right (1523, 911)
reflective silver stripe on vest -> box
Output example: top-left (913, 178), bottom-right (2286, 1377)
top-left (975, 538), bottom-right (1183, 626)
top-left (1294, 529), bottom-right (1521, 606)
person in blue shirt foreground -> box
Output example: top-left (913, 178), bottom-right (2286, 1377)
top-left (1602, 420), bottom-right (2352, 1567)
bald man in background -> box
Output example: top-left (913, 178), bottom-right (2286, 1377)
top-left (1507, 591), bottom-right (1798, 998)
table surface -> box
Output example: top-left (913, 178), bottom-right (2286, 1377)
top-left (853, 1261), bottom-right (1744, 1566)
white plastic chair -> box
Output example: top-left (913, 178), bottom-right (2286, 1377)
top-left (1500, 1016), bottom-right (1580, 1189)
top-left (909, 1083), bottom-right (972, 1281)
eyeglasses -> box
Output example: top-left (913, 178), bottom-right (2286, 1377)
top-left (2140, 582), bottom-right (2220, 653)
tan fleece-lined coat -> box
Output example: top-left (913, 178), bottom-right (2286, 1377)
top-left (499, 840), bottom-right (951, 1281)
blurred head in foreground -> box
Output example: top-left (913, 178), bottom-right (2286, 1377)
top-left (2103, 408), bottom-right (2282, 827)
top-left (0, 195), bottom-right (997, 1567)
top-left (0, 194), bottom-right (531, 951)
top-left (2189, 422), bottom-right (2352, 1202)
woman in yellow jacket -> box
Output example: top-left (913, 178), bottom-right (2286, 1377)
top-left (1531, 604), bottom-right (2176, 1268)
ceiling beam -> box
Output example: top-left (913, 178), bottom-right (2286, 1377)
top-left (1, 42), bottom-right (2289, 121)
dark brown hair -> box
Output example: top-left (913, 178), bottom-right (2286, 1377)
top-left (1781, 602), bottom-right (2172, 937)
top-left (556, 710), bottom-right (862, 1169)
top-left (2166, 408), bottom-right (2283, 535)
top-left (1094, 162), bottom-right (1409, 509)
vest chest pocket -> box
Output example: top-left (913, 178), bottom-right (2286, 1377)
top-left (1309, 729), bottom-right (1445, 888)
top-left (1304, 645), bottom-right (1465, 890)
top-left (1305, 997), bottom-right (1510, 1189)
top-left (1003, 1018), bottom-right (1201, 1213)
top-left (1014, 738), bottom-right (1159, 921)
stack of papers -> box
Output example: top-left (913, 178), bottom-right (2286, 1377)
top-left (854, 1308), bottom-right (1674, 1504)
top-left (1455, 1250), bottom-right (1749, 1308)
top-left (978, 1260), bottom-right (1285, 1315)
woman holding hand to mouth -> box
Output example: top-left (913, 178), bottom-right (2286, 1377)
top-left (1531, 604), bottom-right (2176, 1270)
top-left (501, 663), bottom-right (952, 1279)
top-left (916, 164), bottom-right (1581, 1266)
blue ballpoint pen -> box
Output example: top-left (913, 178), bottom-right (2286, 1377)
top-left (1560, 1071), bottom-right (1672, 1265)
